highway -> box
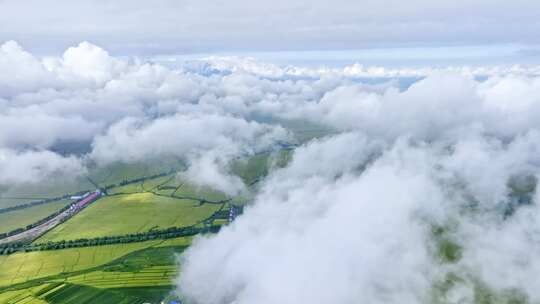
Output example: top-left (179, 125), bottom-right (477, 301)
top-left (0, 191), bottom-right (102, 245)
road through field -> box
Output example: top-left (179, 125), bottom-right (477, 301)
top-left (0, 192), bottom-right (101, 245)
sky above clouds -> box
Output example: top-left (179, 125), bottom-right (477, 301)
top-left (1, 0), bottom-right (540, 63)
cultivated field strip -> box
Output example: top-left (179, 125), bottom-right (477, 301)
top-left (0, 241), bottom-right (167, 288)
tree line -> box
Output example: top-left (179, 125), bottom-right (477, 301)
top-left (103, 171), bottom-right (172, 191)
top-left (0, 225), bottom-right (221, 255)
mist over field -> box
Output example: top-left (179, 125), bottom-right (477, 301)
top-left (176, 66), bottom-right (540, 302)
top-left (2, 39), bottom-right (540, 303)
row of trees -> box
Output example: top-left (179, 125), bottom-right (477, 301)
top-left (105, 171), bottom-right (172, 190)
top-left (0, 225), bottom-right (221, 255)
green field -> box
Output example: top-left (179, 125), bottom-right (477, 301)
top-left (107, 175), bottom-right (176, 196)
top-left (231, 150), bottom-right (292, 185)
top-left (0, 151), bottom-right (285, 303)
top-left (0, 282), bottom-right (176, 304)
top-left (37, 193), bottom-right (222, 242)
top-left (0, 159), bottom-right (186, 210)
top-left (151, 176), bottom-right (231, 202)
top-left (0, 238), bottom-right (189, 303)
top-left (0, 200), bottom-right (73, 235)
top-left (0, 237), bottom-right (190, 288)
top-left (0, 284), bottom-right (49, 304)
top-left (88, 159), bottom-right (184, 188)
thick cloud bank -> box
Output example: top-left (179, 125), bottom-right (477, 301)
top-left (175, 56), bottom-right (540, 302)
top-left (179, 134), bottom-right (540, 304)
top-left (8, 39), bottom-right (535, 187)
top-left (0, 41), bottom-right (294, 190)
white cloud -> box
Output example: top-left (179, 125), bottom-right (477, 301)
top-left (0, 41), bottom-right (292, 185)
top-left (90, 113), bottom-right (289, 193)
top-left (0, 149), bottom-right (85, 184)
top-left (178, 136), bottom-right (448, 304)
top-left (0, 111), bottom-right (101, 149)
top-left (178, 130), bottom-right (540, 303)
top-left (37, 41), bottom-right (130, 87)
top-left (90, 113), bottom-right (289, 165)
top-left (180, 153), bottom-right (246, 196)
top-left (0, 40), bottom-right (58, 97)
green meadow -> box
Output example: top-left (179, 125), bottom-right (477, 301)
top-left (0, 238), bottom-right (190, 303)
top-left (37, 193), bottom-right (222, 242)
